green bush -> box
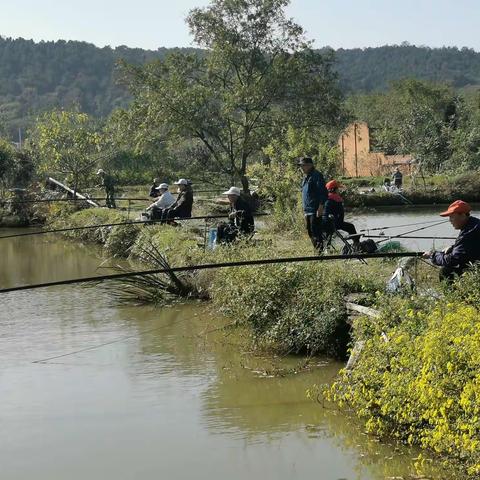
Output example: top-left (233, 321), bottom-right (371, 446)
top-left (326, 273), bottom-right (480, 476)
top-left (211, 247), bottom-right (385, 357)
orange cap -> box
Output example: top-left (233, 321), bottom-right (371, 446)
top-left (439, 200), bottom-right (472, 217)
top-left (326, 180), bottom-right (341, 191)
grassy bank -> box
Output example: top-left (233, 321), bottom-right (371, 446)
top-left (47, 206), bottom-right (400, 358)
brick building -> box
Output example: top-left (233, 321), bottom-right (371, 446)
top-left (338, 122), bottom-right (414, 177)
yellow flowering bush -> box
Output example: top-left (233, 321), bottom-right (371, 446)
top-left (327, 281), bottom-right (480, 475)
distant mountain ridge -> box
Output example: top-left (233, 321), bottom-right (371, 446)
top-left (1, 36), bottom-right (479, 137)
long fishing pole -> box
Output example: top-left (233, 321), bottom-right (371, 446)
top-left (0, 252), bottom-right (423, 294)
top-left (364, 234), bottom-right (456, 240)
top-left (0, 193), bottom-right (224, 204)
top-left (0, 213), bottom-right (270, 240)
top-left (376, 220), bottom-right (449, 244)
top-left (359, 219), bottom-right (448, 233)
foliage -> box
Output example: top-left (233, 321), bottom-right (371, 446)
top-left (119, 0), bottom-right (345, 189)
top-left (326, 270), bottom-right (480, 475)
top-left (210, 244), bottom-right (385, 357)
top-left (249, 125), bottom-right (341, 230)
top-left (30, 110), bottom-right (102, 192)
top-left (348, 79), bottom-right (480, 174)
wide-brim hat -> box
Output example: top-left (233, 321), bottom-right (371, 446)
top-left (439, 200), bottom-right (471, 217)
top-left (174, 179), bottom-right (188, 185)
top-left (96, 168), bottom-right (105, 175)
top-left (297, 157), bottom-right (314, 166)
top-left (155, 183), bottom-right (169, 190)
top-left (222, 187), bottom-right (241, 196)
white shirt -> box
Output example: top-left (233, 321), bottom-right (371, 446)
top-left (151, 190), bottom-right (175, 209)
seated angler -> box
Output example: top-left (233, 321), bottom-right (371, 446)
top-left (217, 187), bottom-right (255, 244)
top-left (323, 180), bottom-right (360, 247)
top-left (423, 200), bottom-right (480, 282)
top-left (145, 183), bottom-right (175, 220)
top-left (163, 178), bottom-right (194, 221)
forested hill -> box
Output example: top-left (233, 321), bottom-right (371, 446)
top-left (334, 44), bottom-right (480, 92)
top-left (1, 36), bottom-right (480, 137)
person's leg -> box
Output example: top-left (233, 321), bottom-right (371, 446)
top-left (109, 190), bottom-right (116, 209)
top-left (310, 215), bottom-right (324, 252)
top-left (439, 265), bottom-right (467, 283)
top-left (340, 221), bottom-right (360, 244)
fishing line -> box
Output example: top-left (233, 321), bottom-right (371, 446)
top-left (359, 218), bottom-right (449, 233)
top-left (364, 235), bottom-right (456, 240)
top-left (376, 220), bottom-right (449, 244)
top-left (32, 318), bottom-right (191, 364)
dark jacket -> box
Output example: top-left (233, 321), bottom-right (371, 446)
top-left (323, 192), bottom-right (345, 228)
top-left (230, 196), bottom-right (255, 234)
top-left (149, 184), bottom-right (159, 198)
top-left (169, 188), bottom-right (193, 218)
top-left (432, 216), bottom-right (480, 268)
top-left (301, 169), bottom-right (328, 215)
top-left (102, 174), bottom-right (115, 192)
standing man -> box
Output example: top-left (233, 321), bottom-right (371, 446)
top-left (423, 200), bottom-right (480, 282)
top-left (299, 157), bottom-right (328, 252)
top-left (96, 169), bottom-right (116, 209)
top-left (392, 167), bottom-right (403, 190)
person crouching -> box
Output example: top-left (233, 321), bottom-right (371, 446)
top-left (162, 179), bottom-right (194, 221)
top-left (217, 187), bottom-right (255, 244)
top-left (323, 180), bottom-right (360, 247)
top-left (423, 200), bottom-right (480, 282)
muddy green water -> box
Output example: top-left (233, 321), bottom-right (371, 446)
top-left (0, 215), bottom-right (456, 480)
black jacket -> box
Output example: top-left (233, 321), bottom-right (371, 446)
top-left (231, 197), bottom-right (254, 234)
top-left (170, 189), bottom-right (193, 218)
top-left (432, 216), bottom-right (480, 268)
top-left (323, 193), bottom-right (345, 228)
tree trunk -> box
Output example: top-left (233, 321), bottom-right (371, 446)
top-left (240, 175), bottom-right (250, 194)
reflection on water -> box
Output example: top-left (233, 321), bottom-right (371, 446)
top-left (0, 225), bottom-right (455, 479)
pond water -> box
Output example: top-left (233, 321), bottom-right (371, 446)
top-left (0, 213), bottom-right (459, 480)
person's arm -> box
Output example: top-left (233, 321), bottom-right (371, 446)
top-left (430, 238), bottom-right (472, 267)
top-left (315, 173), bottom-right (328, 218)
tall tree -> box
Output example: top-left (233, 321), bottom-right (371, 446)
top-left (120, 0), bottom-right (345, 190)
top-left (31, 110), bottom-right (102, 195)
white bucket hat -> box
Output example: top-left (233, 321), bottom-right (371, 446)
top-left (96, 169), bottom-right (105, 175)
top-left (174, 178), bottom-right (188, 185)
top-left (222, 187), bottom-right (241, 196)
top-left (155, 183), bottom-right (169, 190)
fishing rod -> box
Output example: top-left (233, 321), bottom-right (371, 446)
top-left (0, 194), bottom-right (223, 204)
top-left (0, 252), bottom-right (423, 294)
top-left (376, 220), bottom-right (449, 244)
top-left (359, 219), bottom-right (449, 233)
top-left (364, 234), bottom-right (456, 240)
top-left (0, 213), bottom-right (271, 240)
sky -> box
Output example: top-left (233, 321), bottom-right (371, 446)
top-left (0, 0), bottom-right (479, 51)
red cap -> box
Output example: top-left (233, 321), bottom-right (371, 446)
top-left (439, 200), bottom-right (472, 217)
top-left (326, 180), bottom-right (341, 191)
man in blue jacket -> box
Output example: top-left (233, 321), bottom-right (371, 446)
top-left (298, 157), bottom-right (328, 252)
top-left (423, 200), bottom-right (480, 281)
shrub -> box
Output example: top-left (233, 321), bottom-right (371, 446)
top-left (326, 275), bottom-right (480, 475)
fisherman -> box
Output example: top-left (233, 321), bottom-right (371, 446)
top-left (162, 178), bottom-right (194, 221)
top-left (423, 200), bottom-right (480, 281)
top-left (145, 183), bottom-right (175, 220)
top-left (216, 187), bottom-right (255, 244)
top-left (149, 178), bottom-right (161, 198)
top-left (323, 180), bottom-right (360, 247)
top-left (96, 169), bottom-right (116, 209)
top-left (298, 157), bottom-right (328, 252)
top-left (392, 167), bottom-right (403, 190)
